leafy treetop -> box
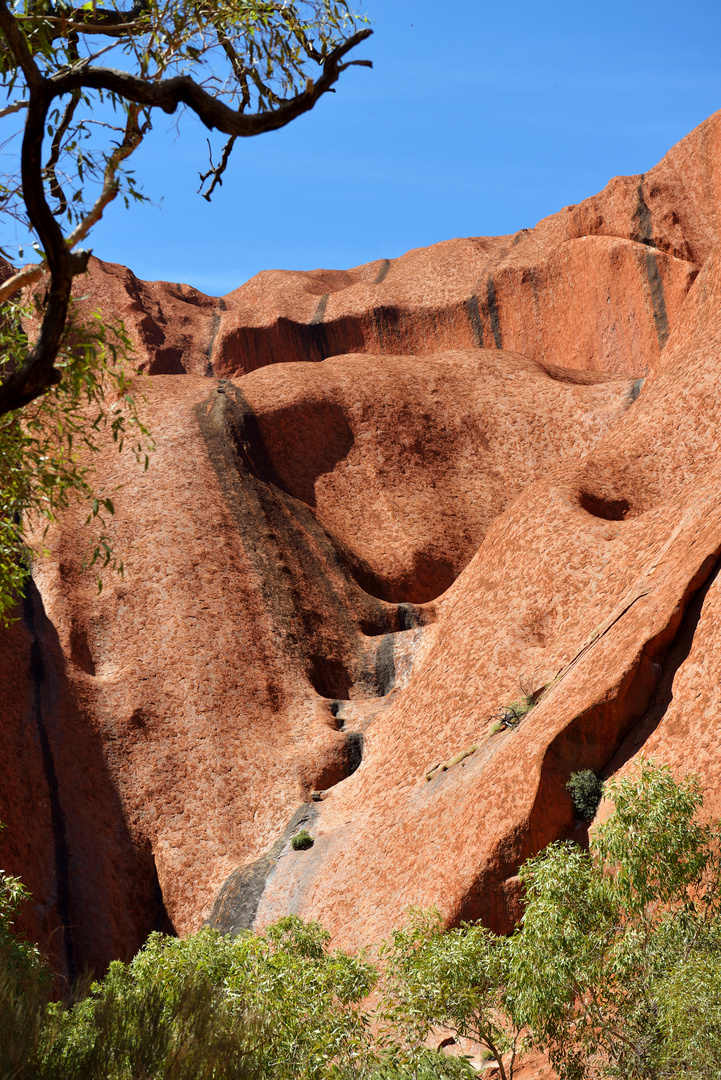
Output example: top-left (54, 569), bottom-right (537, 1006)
top-left (0, 0), bottom-right (372, 417)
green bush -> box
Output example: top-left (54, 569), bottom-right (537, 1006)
top-left (514, 761), bottom-right (721, 1079)
top-left (291, 830), bottom-right (314, 851)
top-left (565, 769), bottom-right (604, 820)
top-left (0, 862), bottom-right (51, 1080)
top-left (4, 762), bottom-right (721, 1080)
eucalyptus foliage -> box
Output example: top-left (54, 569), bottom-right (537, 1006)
top-left (0, 296), bottom-right (150, 620)
top-left (1, 910), bottom-right (379, 1080)
top-left (5, 762), bottom-right (721, 1080)
top-left (565, 769), bottom-right (604, 821)
top-left (0, 845), bottom-right (51, 1080)
top-left (379, 909), bottom-right (519, 1080)
top-left (512, 761), bottom-right (721, 1079)
top-left (374, 762), bottom-right (721, 1080)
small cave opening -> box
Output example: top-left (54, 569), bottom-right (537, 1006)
top-left (348, 553), bottom-right (458, 605)
top-left (578, 490), bottom-right (631, 521)
top-left (311, 731), bottom-right (365, 793)
top-left (307, 655), bottom-right (353, 700)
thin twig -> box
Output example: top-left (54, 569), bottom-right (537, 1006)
top-left (0, 103), bottom-right (149, 305)
top-left (44, 90), bottom-right (80, 214)
top-left (197, 133), bottom-right (236, 201)
top-left (66, 102), bottom-right (149, 247)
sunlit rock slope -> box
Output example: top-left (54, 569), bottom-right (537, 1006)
top-left (4, 111), bottom-right (721, 977)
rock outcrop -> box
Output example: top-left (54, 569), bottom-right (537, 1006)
top-left (4, 111), bottom-right (721, 977)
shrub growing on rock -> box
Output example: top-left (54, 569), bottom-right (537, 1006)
top-left (291, 829), bottom-right (315, 851)
top-left (565, 769), bottom-right (604, 820)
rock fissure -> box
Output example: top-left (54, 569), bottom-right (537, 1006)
top-left (21, 580), bottom-right (75, 982)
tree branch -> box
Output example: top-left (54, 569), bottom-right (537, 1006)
top-left (0, 98), bottom-right (29, 118)
top-left (0, 0), bottom-right (372, 416)
top-left (0, 261), bottom-right (45, 303)
top-left (50, 28), bottom-right (373, 138)
top-left (17, 1), bottom-right (149, 38)
top-left (0, 1), bottom-right (81, 415)
top-left (197, 134), bottom-right (235, 201)
top-left (0, 103), bottom-right (148, 302)
top-left (0, 0), bottom-right (42, 91)
top-left (66, 101), bottom-right (149, 246)
top-left (44, 89), bottom-right (80, 215)
top-left (0, 88), bottom-right (91, 415)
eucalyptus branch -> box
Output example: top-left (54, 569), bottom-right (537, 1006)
top-left (0, 97), bottom-right (28, 117)
top-left (66, 101), bottom-right (149, 245)
top-left (44, 89), bottom-right (79, 214)
top-left (0, 0), bottom-right (372, 418)
top-left (0, 260), bottom-right (45, 303)
top-left (197, 133), bottom-right (235, 201)
top-left (50, 28), bottom-right (373, 136)
top-left (0, 84), bottom-right (79, 415)
top-left (0, 102), bottom-right (148, 302)
top-left (16, 0), bottom-right (149, 38)
top-left (0, 0), bottom-right (40, 89)
top-left (484, 1032), bottom-right (508, 1080)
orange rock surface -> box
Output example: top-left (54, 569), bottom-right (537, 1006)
top-left (4, 111), bottom-right (721, 979)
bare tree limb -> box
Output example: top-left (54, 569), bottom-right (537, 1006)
top-left (0, 0), bottom-right (42, 91)
top-left (0, 104), bottom-right (148, 304)
top-left (0, 98), bottom-right (28, 118)
top-left (0, 0), bottom-right (82, 414)
top-left (66, 102), bottom-right (149, 246)
top-left (197, 134), bottom-right (236, 201)
top-left (16, 1), bottom-right (149, 38)
top-left (0, 261), bottom-right (45, 303)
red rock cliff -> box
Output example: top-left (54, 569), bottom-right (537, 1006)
top-left (4, 111), bottom-right (721, 976)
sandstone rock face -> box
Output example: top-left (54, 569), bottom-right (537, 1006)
top-left (4, 111), bottom-right (721, 977)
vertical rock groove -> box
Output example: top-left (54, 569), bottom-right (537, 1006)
top-left (22, 580), bottom-right (75, 982)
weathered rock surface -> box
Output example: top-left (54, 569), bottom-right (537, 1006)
top-left (4, 111), bottom-right (721, 977)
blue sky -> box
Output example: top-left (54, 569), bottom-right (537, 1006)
top-left (86, 0), bottom-right (721, 295)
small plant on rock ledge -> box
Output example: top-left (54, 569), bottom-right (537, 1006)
top-left (488, 694), bottom-right (537, 735)
top-left (291, 830), bottom-right (314, 851)
top-left (566, 769), bottom-right (604, 821)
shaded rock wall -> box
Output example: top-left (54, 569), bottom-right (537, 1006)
top-left (4, 111), bottom-right (721, 972)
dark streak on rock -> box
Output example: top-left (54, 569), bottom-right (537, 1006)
top-left (345, 731), bottom-right (364, 775)
top-left (205, 804), bottom-right (318, 934)
top-left (375, 634), bottom-right (396, 696)
top-left (311, 294), bottom-right (329, 325)
top-left (644, 251), bottom-right (670, 351)
top-left (486, 277), bottom-right (503, 349)
top-left (22, 581), bottom-right (75, 982)
top-left (194, 386), bottom-right (396, 701)
top-left (631, 179), bottom-right (669, 349)
top-left (397, 603), bottom-right (420, 631)
top-left (464, 295), bottom-right (484, 347)
top-left (205, 299), bottom-right (227, 375)
top-left (374, 259), bottom-right (391, 285)
top-left (330, 700), bottom-right (344, 727)
top-left (630, 377), bottom-right (645, 403)
top-left (372, 305), bottom-right (401, 352)
top-left (633, 178), bottom-right (655, 246)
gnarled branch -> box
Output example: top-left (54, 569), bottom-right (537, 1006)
top-left (0, 0), bottom-right (372, 417)
top-left (50, 28), bottom-right (373, 138)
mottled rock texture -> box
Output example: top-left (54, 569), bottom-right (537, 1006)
top-left (4, 111), bottom-right (721, 979)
